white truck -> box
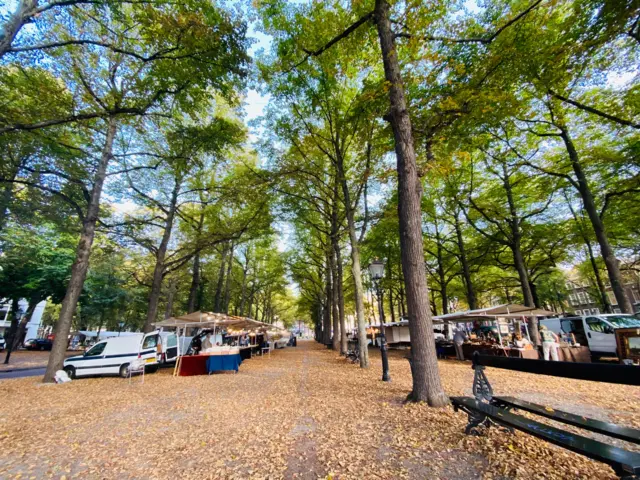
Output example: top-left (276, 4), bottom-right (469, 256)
top-left (63, 331), bottom-right (177, 379)
top-left (541, 314), bottom-right (640, 359)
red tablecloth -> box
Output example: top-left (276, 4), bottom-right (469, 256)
top-left (178, 355), bottom-right (208, 376)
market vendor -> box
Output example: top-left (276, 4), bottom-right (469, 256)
top-left (202, 332), bottom-right (214, 351)
top-left (513, 333), bottom-right (532, 349)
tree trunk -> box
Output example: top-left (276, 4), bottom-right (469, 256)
top-left (336, 156), bottom-right (369, 367)
top-left (223, 243), bottom-right (234, 313)
top-left (247, 285), bottom-right (254, 319)
top-left (330, 248), bottom-right (341, 351)
top-left (0, 0), bottom-right (38, 59)
top-left (435, 220), bottom-right (448, 315)
top-left (43, 116), bottom-right (117, 382)
top-left (454, 212), bottom-right (477, 309)
top-left (375, 0), bottom-right (447, 406)
top-left (586, 244), bottom-right (611, 312)
top-left (239, 248), bottom-right (251, 316)
top-left (213, 245), bottom-right (228, 312)
top-left (165, 277), bottom-right (177, 319)
top-left (399, 278), bottom-right (406, 317)
top-left (143, 178), bottom-right (180, 332)
top-left (559, 127), bottom-right (632, 312)
top-left (333, 239), bottom-right (348, 354)
top-left (3, 298), bottom-right (21, 364)
top-left (187, 252), bottom-right (200, 313)
top-left (323, 262), bottom-right (332, 345)
top-left (389, 290), bottom-right (395, 323)
top-left (501, 160), bottom-right (539, 345)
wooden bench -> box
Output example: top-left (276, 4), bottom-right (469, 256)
top-left (451, 353), bottom-right (640, 479)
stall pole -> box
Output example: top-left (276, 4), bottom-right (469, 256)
top-left (522, 316), bottom-right (532, 341)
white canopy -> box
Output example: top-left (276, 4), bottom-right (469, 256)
top-left (153, 311), bottom-right (285, 332)
top-left (379, 304), bottom-right (557, 327)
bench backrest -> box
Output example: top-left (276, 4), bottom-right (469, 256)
top-left (472, 353), bottom-right (640, 386)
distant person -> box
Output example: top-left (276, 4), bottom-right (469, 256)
top-left (202, 333), bottom-right (213, 350)
top-left (539, 325), bottom-right (559, 361)
top-left (453, 329), bottom-right (467, 361)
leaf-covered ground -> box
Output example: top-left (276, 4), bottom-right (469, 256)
top-left (0, 340), bottom-right (637, 479)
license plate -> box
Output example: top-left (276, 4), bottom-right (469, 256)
top-left (145, 358), bottom-right (155, 364)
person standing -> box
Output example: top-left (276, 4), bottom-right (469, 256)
top-left (539, 325), bottom-right (559, 361)
top-left (453, 328), bottom-right (468, 361)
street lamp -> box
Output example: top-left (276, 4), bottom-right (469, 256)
top-left (368, 258), bottom-right (391, 382)
top-left (118, 321), bottom-right (125, 336)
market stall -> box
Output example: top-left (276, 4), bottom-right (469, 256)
top-left (153, 312), bottom-right (286, 376)
top-left (430, 305), bottom-right (593, 362)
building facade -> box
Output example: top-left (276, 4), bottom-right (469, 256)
top-left (566, 281), bottom-right (640, 315)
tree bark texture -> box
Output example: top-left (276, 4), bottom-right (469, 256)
top-left (330, 247), bottom-right (341, 351)
top-left (0, 0), bottom-right (38, 59)
top-left (375, 0), bottom-right (447, 406)
top-left (223, 243), bottom-right (234, 313)
top-left (213, 246), bottom-right (228, 312)
top-left (187, 253), bottom-right (200, 313)
top-left (43, 117), bottom-right (117, 382)
top-left (165, 277), bottom-right (177, 319)
top-left (143, 178), bottom-right (180, 332)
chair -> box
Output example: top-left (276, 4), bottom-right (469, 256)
top-left (128, 358), bottom-right (146, 384)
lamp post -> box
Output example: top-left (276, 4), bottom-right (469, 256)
top-left (368, 258), bottom-right (391, 382)
top-left (118, 321), bottom-right (125, 336)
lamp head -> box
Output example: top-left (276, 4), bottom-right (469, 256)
top-left (368, 258), bottom-right (385, 280)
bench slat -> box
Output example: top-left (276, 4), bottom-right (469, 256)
top-left (494, 396), bottom-right (640, 445)
top-left (472, 354), bottom-right (640, 385)
top-left (451, 397), bottom-right (640, 476)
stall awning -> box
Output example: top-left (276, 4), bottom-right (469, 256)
top-left (432, 304), bottom-right (557, 323)
top-left (153, 311), bottom-right (285, 332)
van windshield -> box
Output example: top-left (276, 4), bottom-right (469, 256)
top-left (604, 315), bottom-right (640, 328)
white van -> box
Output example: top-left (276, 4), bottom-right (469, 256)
top-left (542, 314), bottom-right (640, 358)
top-left (158, 332), bottom-right (179, 365)
top-left (63, 332), bottom-right (161, 379)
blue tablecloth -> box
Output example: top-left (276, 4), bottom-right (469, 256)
top-left (206, 354), bottom-right (242, 373)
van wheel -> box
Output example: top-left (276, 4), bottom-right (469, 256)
top-left (64, 366), bottom-right (75, 379)
top-left (119, 363), bottom-right (130, 378)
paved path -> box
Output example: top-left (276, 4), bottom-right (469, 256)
top-left (0, 340), bottom-right (633, 479)
top-left (0, 366), bottom-right (45, 379)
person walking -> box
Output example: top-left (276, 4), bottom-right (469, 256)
top-left (453, 328), bottom-right (467, 361)
top-left (540, 325), bottom-right (559, 361)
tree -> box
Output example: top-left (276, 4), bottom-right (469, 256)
top-left (0, 224), bottom-right (75, 363)
top-left (24, 0), bottom-right (251, 382)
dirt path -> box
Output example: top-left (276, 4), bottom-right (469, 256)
top-left (0, 341), bottom-right (636, 479)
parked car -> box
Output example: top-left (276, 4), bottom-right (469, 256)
top-left (541, 314), bottom-right (640, 359)
top-left (24, 338), bottom-right (53, 351)
top-left (0, 334), bottom-right (5, 351)
top-left (63, 331), bottom-right (160, 379)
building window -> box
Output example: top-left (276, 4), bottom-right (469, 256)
top-left (607, 291), bottom-right (618, 305)
top-left (591, 308), bottom-right (600, 315)
top-left (613, 308), bottom-right (621, 313)
top-left (577, 291), bottom-right (590, 304)
top-left (632, 289), bottom-right (640, 304)
top-left (568, 294), bottom-right (576, 305)
top-left (575, 309), bottom-right (582, 316)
